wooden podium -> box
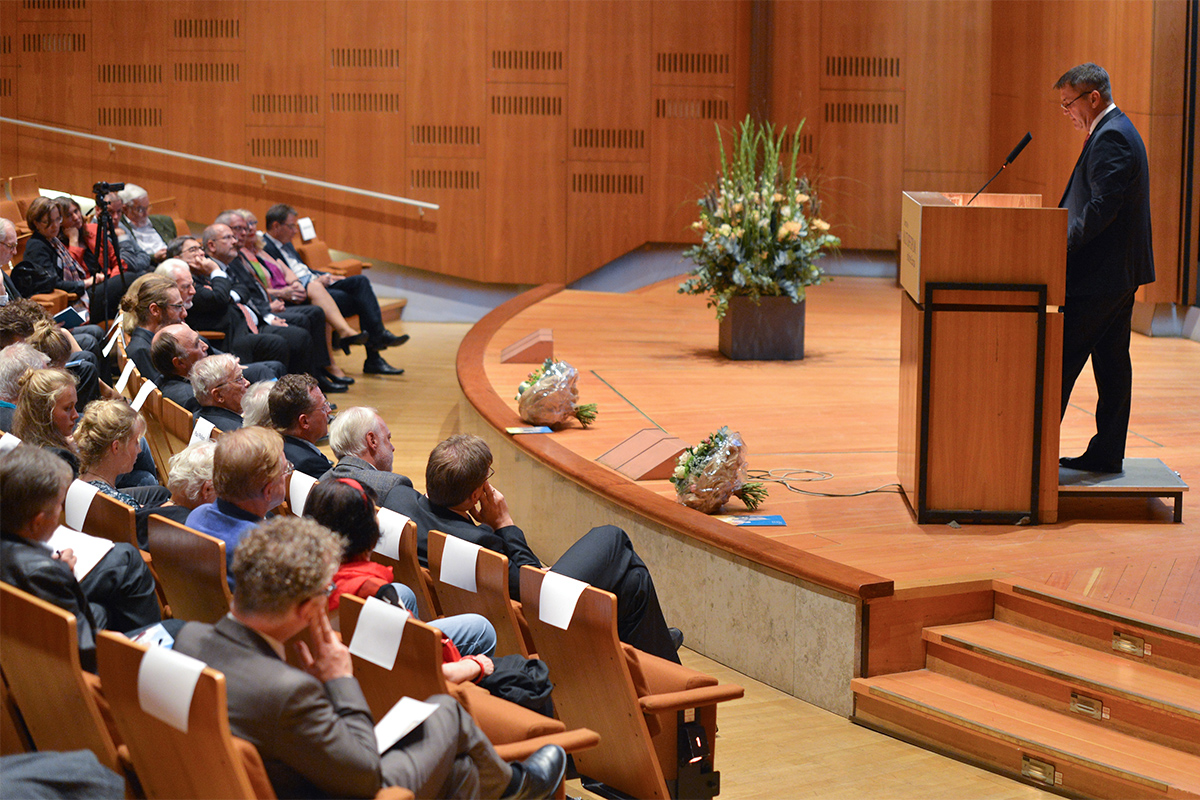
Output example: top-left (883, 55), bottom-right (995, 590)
top-left (898, 192), bottom-right (1067, 525)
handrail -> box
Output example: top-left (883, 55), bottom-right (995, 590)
top-left (1, 116), bottom-right (439, 214)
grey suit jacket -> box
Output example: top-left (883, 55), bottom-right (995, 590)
top-left (174, 616), bottom-right (382, 799)
top-left (322, 455), bottom-right (414, 507)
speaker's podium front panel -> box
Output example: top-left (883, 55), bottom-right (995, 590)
top-left (898, 192), bottom-right (1067, 525)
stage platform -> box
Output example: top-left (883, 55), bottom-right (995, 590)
top-left (455, 276), bottom-right (1200, 714)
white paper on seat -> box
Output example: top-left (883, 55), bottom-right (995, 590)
top-left (64, 480), bottom-right (100, 531)
top-left (0, 432), bottom-right (22, 455)
top-left (439, 536), bottom-right (479, 593)
top-left (137, 644), bottom-right (207, 733)
top-left (131, 379), bottom-right (156, 412)
top-left (374, 509), bottom-right (409, 561)
top-left (298, 217), bottom-right (317, 242)
top-left (47, 525), bottom-right (115, 581)
top-left (348, 596), bottom-right (408, 670)
top-left (289, 471), bottom-right (318, 515)
top-left (190, 417), bottom-right (216, 445)
top-left (538, 571), bottom-right (589, 630)
top-left (114, 359), bottom-right (136, 394)
top-left (102, 330), bottom-right (120, 358)
top-left (374, 696), bottom-right (438, 754)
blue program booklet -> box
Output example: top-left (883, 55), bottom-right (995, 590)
top-left (54, 305), bottom-right (86, 328)
top-left (716, 514), bottom-right (786, 527)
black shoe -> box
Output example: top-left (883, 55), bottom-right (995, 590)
top-left (373, 331), bottom-right (410, 349)
top-left (1059, 455), bottom-right (1123, 474)
top-left (363, 354), bottom-right (404, 375)
top-left (669, 627), bottom-right (684, 651)
top-left (320, 368), bottom-right (354, 386)
top-left (506, 744), bottom-right (566, 800)
top-left (333, 331), bottom-right (370, 354)
top-left (315, 374), bottom-right (349, 394)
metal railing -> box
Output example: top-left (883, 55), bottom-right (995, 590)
top-left (1, 116), bottom-right (439, 214)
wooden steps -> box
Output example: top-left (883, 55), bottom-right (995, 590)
top-left (379, 297), bottom-right (407, 323)
top-left (854, 582), bottom-right (1200, 798)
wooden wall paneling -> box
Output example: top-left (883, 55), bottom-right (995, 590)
top-left (15, 20), bottom-right (92, 129)
top-left (486, 0), bottom-right (568, 85)
top-left (648, 86), bottom-right (734, 243)
top-left (12, 129), bottom-right (93, 199)
top-left (88, 0), bottom-right (169, 97)
top-left (1, 0), bottom-right (16, 69)
top-left (768, 0), bottom-right (822, 179)
top-left (484, 83), bottom-right (566, 284)
top-left (567, 0), bottom-right (652, 166)
top-left (322, 0), bottom-right (405, 83)
top-left (13, 0), bottom-right (89, 22)
top-left (818, 0), bottom-right (905, 93)
top-left (903, 1), bottom-right (990, 176)
top-left (407, 0), bottom-right (487, 162)
top-left (566, 161), bottom-right (649, 283)
top-left (817, 89), bottom-right (905, 250)
top-left (244, 125), bottom-right (325, 180)
top-left (92, 95), bottom-right (169, 149)
top-left (164, 49), bottom-right (244, 163)
top-left (163, 0), bottom-right (245, 54)
top-left (650, 0), bottom-right (747, 89)
top-left (404, 157), bottom-right (485, 280)
top-left (244, 0), bottom-right (324, 130)
top-left (1141, 111), bottom-right (1184, 304)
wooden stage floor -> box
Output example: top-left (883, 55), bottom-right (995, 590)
top-left (478, 276), bottom-right (1199, 628)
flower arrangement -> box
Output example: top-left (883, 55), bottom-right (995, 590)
top-left (679, 115), bottom-right (840, 321)
top-left (671, 426), bottom-right (768, 514)
top-left (516, 358), bottom-right (598, 428)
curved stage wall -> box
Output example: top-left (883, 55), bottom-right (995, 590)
top-left (456, 283), bottom-right (892, 716)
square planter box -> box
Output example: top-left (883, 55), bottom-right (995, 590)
top-left (718, 296), bottom-right (806, 360)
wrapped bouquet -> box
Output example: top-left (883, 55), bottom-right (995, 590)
top-left (515, 358), bottom-right (598, 429)
top-left (671, 427), bottom-right (768, 514)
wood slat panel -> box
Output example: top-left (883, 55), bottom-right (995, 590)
top-left (244, 1), bottom-right (325, 129)
top-left (404, 156), bottom-right (485, 280)
top-left (16, 21), bottom-right (91, 128)
top-left (406, 0), bottom-right (486, 161)
top-left (819, 0), bottom-right (906, 92)
top-left (566, 161), bottom-right (649, 281)
top-left (485, 0), bottom-right (567, 85)
top-left (89, 0), bottom-right (169, 93)
top-left (650, 0), bottom-right (746, 89)
top-left (164, 0), bottom-right (244, 54)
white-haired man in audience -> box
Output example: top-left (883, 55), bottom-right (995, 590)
top-left (118, 183), bottom-right (175, 265)
top-left (0, 342), bottom-right (50, 430)
top-left (155, 439), bottom-right (217, 525)
top-left (1, 218), bottom-right (21, 302)
top-left (322, 406), bottom-right (414, 504)
top-left (190, 353), bottom-right (246, 433)
top-left (173, 516), bottom-right (564, 800)
top-left (241, 379), bottom-right (275, 428)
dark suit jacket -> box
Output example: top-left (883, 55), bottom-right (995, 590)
top-left (385, 490), bottom-right (541, 599)
top-left (188, 270), bottom-right (243, 339)
top-left (159, 375), bottom-right (201, 412)
top-left (224, 255), bottom-right (275, 324)
top-left (1058, 108), bottom-right (1155, 297)
top-left (284, 435), bottom-right (333, 480)
top-left (1, 533), bottom-right (100, 671)
top-left (174, 616), bottom-right (382, 799)
top-left (127, 327), bottom-right (157, 381)
top-left (11, 232), bottom-right (87, 297)
top-left (322, 455), bottom-right (414, 507)
top-left (198, 405), bottom-right (243, 432)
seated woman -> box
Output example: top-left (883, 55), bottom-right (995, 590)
top-left (240, 379), bottom-right (275, 428)
top-left (54, 196), bottom-right (129, 321)
top-left (303, 477), bottom-right (497, 682)
top-left (156, 439), bottom-right (217, 524)
top-left (11, 367), bottom-right (81, 473)
top-left (11, 198), bottom-right (108, 333)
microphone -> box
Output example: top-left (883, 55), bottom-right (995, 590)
top-left (967, 132), bottom-right (1033, 206)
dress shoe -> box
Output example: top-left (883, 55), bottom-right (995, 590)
top-left (505, 744), bottom-right (566, 800)
top-left (373, 331), bottom-right (410, 349)
top-left (1059, 455), bottom-right (1123, 474)
top-left (333, 330), bottom-right (370, 355)
top-left (363, 353), bottom-right (404, 375)
top-left (320, 368), bottom-right (354, 386)
top-left (669, 626), bottom-right (685, 651)
top-left (315, 374), bottom-right (349, 394)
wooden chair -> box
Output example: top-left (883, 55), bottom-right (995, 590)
top-left (6, 173), bottom-right (40, 216)
top-left (0, 198), bottom-right (26, 232)
top-left (0, 584), bottom-right (123, 773)
top-left (338, 595), bottom-right (599, 764)
top-left (296, 238), bottom-right (366, 277)
top-left (61, 479), bottom-right (138, 547)
top-left (146, 514), bottom-right (232, 623)
top-left (1, 671), bottom-right (33, 755)
top-left (374, 513), bottom-right (440, 621)
top-left (147, 196), bottom-right (191, 236)
top-left (427, 530), bottom-right (533, 658)
top-left (520, 566), bottom-right (744, 800)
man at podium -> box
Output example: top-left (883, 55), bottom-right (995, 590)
top-left (1053, 63), bottom-right (1155, 474)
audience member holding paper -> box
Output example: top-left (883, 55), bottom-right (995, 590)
top-left (304, 477), bottom-right (498, 669)
top-left (393, 434), bottom-right (685, 663)
top-left (0, 445), bottom-right (164, 671)
top-left (173, 517), bottom-right (566, 800)
top-left (190, 353), bottom-right (247, 433)
top-left (186, 427), bottom-right (289, 586)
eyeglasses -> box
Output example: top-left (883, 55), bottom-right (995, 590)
top-left (164, 302), bottom-right (186, 310)
top-left (181, 245), bottom-right (204, 254)
top-left (215, 372), bottom-right (247, 390)
top-left (284, 461), bottom-right (295, 477)
top-left (1061, 91), bottom-right (1091, 110)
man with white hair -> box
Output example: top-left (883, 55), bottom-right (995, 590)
top-left (118, 184), bottom-right (175, 264)
top-left (155, 439), bottom-right (217, 524)
top-left (191, 353), bottom-right (246, 432)
top-left (0, 342), bottom-right (50, 430)
top-left (1, 218), bottom-right (21, 303)
top-left (322, 406), bottom-right (414, 506)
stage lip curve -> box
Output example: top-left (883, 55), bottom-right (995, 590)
top-left (457, 283), bottom-right (894, 603)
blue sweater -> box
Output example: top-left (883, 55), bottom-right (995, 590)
top-left (186, 499), bottom-right (262, 588)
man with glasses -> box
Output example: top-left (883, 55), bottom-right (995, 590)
top-left (1054, 63), bottom-right (1155, 474)
top-left (118, 184), bottom-right (175, 265)
top-left (268, 373), bottom-right (335, 478)
top-left (191, 353), bottom-right (248, 432)
top-left (1, 218), bottom-right (21, 305)
top-left (186, 426), bottom-right (292, 586)
top-left (120, 274), bottom-right (188, 380)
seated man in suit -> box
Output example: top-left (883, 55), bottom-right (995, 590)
top-left (190, 353), bottom-right (246, 432)
top-left (384, 433), bottom-right (683, 663)
top-left (118, 184), bottom-right (174, 266)
top-left (2, 217), bottom-right (23, 301)
top-left (268, 373), bottom-right (333, 478)
top-left (0, 444), bottom-right (164, 672)
top-left (322, 405), bottom-right (413, 502)
top-left (173, 516), bottom-right (564, 800)
top-left (149, 324), bottom-right (208, 412)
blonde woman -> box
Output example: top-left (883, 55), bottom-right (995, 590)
top-left (12, 368), bottom-right (79, 469)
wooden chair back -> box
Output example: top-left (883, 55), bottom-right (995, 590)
top-left (295, 239), bottom-right (364, 277)
top-left (94, 632), bottom-right (267, 799)
top-left (0, 198), bottom-right (25, 233)
top-left (519, 566), bottom-right (669, 800)
top-left (146, 514), bottom-right (232, 623)
top-left (427, 530), bottom-right (531, 657)
top-left (0, 672), bottom-right (33, 755)
top-left (373, 515), bottom-right (440, 621)
top-left (6, 173), bottom-right (40, 216)
top-left (0, 584), bottom-right (122, 772)
top-left (61, 480), bottom-right (139, 547)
